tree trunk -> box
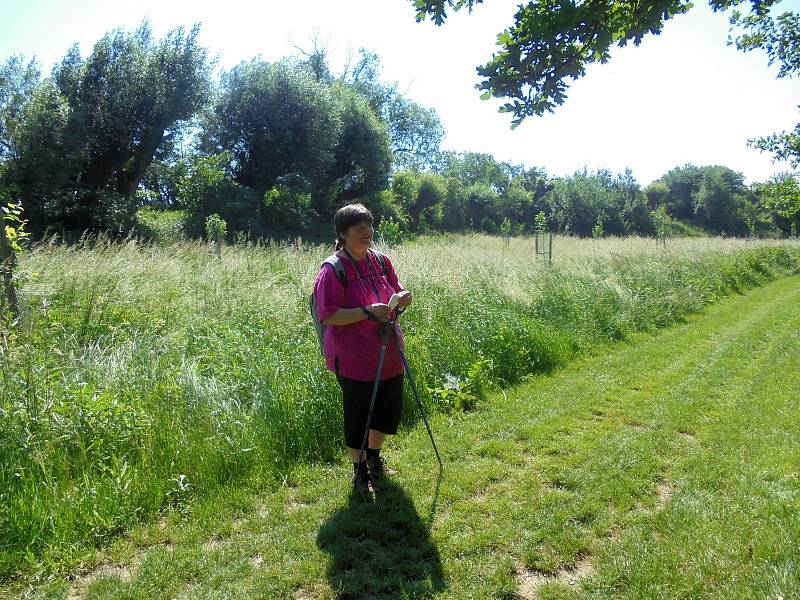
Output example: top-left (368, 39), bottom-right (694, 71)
top-left (116, 132), bottom-right (163, 198)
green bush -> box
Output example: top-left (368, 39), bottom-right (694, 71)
top-left (177, 153), bottom-right (261, 237)
top-left (376, 216), bottom-right (403, 247)
top-left (134, 208), bottom-right (187, 244)
top-left (262, 185), bottom-right (317, 232)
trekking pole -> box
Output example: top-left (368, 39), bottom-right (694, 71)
top-left (393, 309), bottom-right (443, 470)
top-left (355, 319), bottom-right (392, 484)
top-left (395, 340), bottom-right (443, 470)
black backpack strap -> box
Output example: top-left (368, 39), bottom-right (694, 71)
top-left (322, 255), bottom-right (348, 287)
top-left (368, 248), bottom-right (390, 278)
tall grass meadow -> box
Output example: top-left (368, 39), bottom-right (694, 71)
top-left (1, 233), bottom-right (799, 576)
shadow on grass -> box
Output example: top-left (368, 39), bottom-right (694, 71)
top-left (317, 475), bottom-right (446, 598)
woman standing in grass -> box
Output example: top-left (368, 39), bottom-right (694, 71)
top-left (313, 204), bottom-right (412, 494)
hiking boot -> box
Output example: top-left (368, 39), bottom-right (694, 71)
top-left (352, 468), bottom-right (375, 494)
top-left (366, 455), bottom-right (396, 479)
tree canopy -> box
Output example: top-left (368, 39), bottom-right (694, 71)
top-left (335, 49), bottom-right (445, 171)
top-left (200, 59), bottom-right (341, 198)
top-left (1, 21), bottom-right (211, 233)
top-left (645, 164), bottom-right (754, 235)
top-left (412, 1), bottom-right (797, 129)
top-left (759, 172), bottom-right (800, 224)
top-left (2, 18), bottom-right (797, 241)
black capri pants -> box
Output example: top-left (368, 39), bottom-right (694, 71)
top-left (337, 374), bottom-right (404, 449)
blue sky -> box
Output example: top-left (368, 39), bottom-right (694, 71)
top-left (2, 0), bottom-right (799, 185)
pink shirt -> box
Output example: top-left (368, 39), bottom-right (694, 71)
top-left (313, 250), bottom-right (406, 381)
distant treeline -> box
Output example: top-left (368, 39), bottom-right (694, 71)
top-left (1, 22), bottom-right (798, 242)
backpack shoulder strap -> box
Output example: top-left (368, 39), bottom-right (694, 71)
top-left (368, 248), bottom-right (389, 277)
top-left (321, 255), bottom-right (348, 287)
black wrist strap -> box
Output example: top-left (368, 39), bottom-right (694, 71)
top-left (361, 307), bottom-right (379, 322)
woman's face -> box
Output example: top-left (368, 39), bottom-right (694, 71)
top-left (342, 220), bottom-right (374, 253)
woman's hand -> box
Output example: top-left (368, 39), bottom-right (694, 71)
top-left (366, 303), bottom-right (391, 321)
top-left (396, 290), bottom-right (413, 308)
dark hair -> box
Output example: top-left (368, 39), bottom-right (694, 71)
top-left (334, 203), bottom-right (373, 250)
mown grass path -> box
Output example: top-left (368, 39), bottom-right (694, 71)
top-left (15, 275), bottom-right (800, 599)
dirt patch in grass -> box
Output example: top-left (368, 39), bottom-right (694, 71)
top-left (637, 480), bottom-right (674, 516)
top-left (64, 535), bottom-right (179, 599)
top-left (66, 564), bottom-right (132, 600)
top-left (655, 483), bottom-right (673, 511)
top-left (515, 557), bottom-right (595, 598)
top-left (202, 538), bottom-right (222, 551)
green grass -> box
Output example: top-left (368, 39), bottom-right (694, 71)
top-left (6, 272), bottom-right (798, 599)
top-left (1, 234), bottom-right (799, 583)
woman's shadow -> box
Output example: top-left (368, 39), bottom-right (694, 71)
top-left (317, 475), bottom-right (446, 598)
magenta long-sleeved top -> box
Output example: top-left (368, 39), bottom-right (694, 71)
top-left (313, 251), bottom-right (406, 381)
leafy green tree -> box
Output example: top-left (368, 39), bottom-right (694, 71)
top-left (138, 154), bottom-right (186, 209)
top-left (391, 170), bottom-right (447, 231)
top-left (649, 164), bottom-right (705, 222)
top-left (751, 122), bottom-right (800, 167)
top-left (645, 181), bottom-right (671, 210)
top-left (613, 168), bottom-right (654, 235)
top-left (415, 172), bottom-right (447, 230)
top-left (314, 84), bottom-right (391, 213)
top-left (201, 59), bottom-right (341, 217)
top-left (176, 152), bottom-right (260, 237)
top-left (514, 166), bottom-right (553, 229)
top-left (48, 21), bottom-right (212, 232)
top-left (367, 188), bottom-right (410, 232)
top-left (534, 210), bottom-right (548, 232)
top-left (441, 178), bottom-right (468, 231)
top-left (413, 0), bottom-right (695, 124)
top-left (592, 212), bottom-right (606, 238)
top-left (0, 55), bottom-right (40, 164)
top-left (433, 151), bottom-right (513, 231)
top-left (500, 216), bottom-right (512, 243)
top-left (434, 150), bottom-right (518, 193)
top-left (497, 184), bottom-right (530, 226)
top-left (262, 185), bottom-right (316, 233)
top-left (759, 172), bottom-right (800, 234)
top-left (300, 46), bottom-right (445, 172)
top-left (623, 193), bottom-right (656, 236)
top-left (651, 205), bottom-right (670, 241)
top-left (375, 215), bottom-right (404, 246)
top-left (729, 4), bottom-right (800, 163)
top-left (2, 79), bottom-right (72, 232)
top-left (391, 171), bottom-right (419, 217)
top-left (545, 169), bottom-right (624, 237)
top-left (428, 153), bottom-right (550, 233)
top-left (174, 49), bottom-right (392, 229)
top-left (649, 164), bottom-right (751, 233)
top-left (0, 57), bottom-right (68, 233)
top-left (340, 49), bottom-right (444, 171)
top-left (691, 167), bottom-right (750, 234)
top-left (205, 213), bottom-right (227, 258)
top-left (339, 49), bottom-right (395, 111)
top-left (464, 182), bottom-right (500, 232)
top-left (2, 24), bottom-right (210, 235)
top-left (386, 95), bottom-right (445, 171)
top-left (412, 1), bottom-right (793, 130)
